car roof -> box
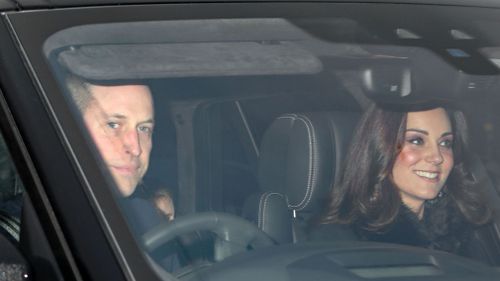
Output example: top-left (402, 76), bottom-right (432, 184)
top-left (2, 0), bottom-right (500, 11)
top-left (0, 0), bottom-right (16, 11)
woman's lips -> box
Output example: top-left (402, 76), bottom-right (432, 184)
top-left (414, 170), bottom-right (440, 182)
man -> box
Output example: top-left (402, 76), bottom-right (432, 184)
top-left (66, 77), bottom-right (166, 231)
top-left (67, 77), bottom-right (181, 271)
top-left (67, 77), bottom-right (154, 197)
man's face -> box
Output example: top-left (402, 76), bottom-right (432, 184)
top-left (83, 84), bottom-right (154, 197)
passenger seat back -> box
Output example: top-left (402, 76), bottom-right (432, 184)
top-left (243, 111), bottom-right (360, 243)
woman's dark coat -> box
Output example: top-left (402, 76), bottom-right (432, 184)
top-left (310, 195), bottom-right (478, 258)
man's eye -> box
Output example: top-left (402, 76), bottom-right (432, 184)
top-left (107, 122), bottom-right (119, 129)
top-left (138, 126), bottom-right (153, 134)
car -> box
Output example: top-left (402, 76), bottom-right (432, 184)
top-left (1, 0), bottom-right (500, 280)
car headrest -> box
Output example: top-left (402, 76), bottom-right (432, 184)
top-left (257, 111), bottom-right (360, 214)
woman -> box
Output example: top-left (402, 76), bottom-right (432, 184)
top-left (311, 103), bottom-right (491, 259)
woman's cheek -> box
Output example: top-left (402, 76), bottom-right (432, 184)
top-left (396, 147), bottom-right (420, 166)
top-left (441, 149), bottom-right (454, 171)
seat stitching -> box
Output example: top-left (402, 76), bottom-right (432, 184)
top-left (277, 113), bottom-right (298, 121)
top-left (273, 114), bottom-right (297, 208)
top-left (258, 192), bottom-right (283, 229)
top-left (269, 113), bottom-right (316, 210)
top-left (284, 114), bottom-right (316, 210)
top-left (295, 115), bottom-right (317, 210)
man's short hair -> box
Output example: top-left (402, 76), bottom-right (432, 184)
top-left (65, 75), bottom-right (94, 113)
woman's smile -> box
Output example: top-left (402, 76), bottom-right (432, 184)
top-left (413, 170), bottom-right (440, 181)
top-left (392, 107), bottom-right (454, 215)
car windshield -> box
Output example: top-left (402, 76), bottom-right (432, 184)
top-left (39, 3), bottom-right (500, 280)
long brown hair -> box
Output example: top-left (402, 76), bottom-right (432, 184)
top-left (319, 103), bottom-right (490, 230)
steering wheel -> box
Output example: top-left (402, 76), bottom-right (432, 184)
top-left (142, 211), bottom-right (275, 261)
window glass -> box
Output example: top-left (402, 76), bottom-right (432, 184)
top-left (0, 133), bottom-right (24, 244)
top-left (42, 10), bottom-right (500, 278)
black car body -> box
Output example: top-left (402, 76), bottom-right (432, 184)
top-left (1, 0), bottom-right (500, 280)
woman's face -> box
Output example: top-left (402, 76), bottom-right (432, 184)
top-left (391, 107), bottom-right (454, 215)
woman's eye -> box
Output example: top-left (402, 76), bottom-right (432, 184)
top-left (440, 139), bottom-right (453, 148)
top-left (407, 137), bottom-right (423, 145)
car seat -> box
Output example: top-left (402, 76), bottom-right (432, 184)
top-left (243, 111), bottom-right (360, 243)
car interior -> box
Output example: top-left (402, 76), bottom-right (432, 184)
top-left (43, 13), bottom-right (500, 277)
top-left (135, 79), bottom-right (500, 280)
top-left (3, 4), bottom-right (500, 280)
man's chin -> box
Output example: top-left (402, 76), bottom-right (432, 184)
top-left (115, 178), bottom-right (139, 197)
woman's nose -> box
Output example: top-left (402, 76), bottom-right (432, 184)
top-left (425, 144), bottom-right (444, 165)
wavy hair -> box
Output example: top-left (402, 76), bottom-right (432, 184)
top-left (319, 103), bottom-right (490, 230)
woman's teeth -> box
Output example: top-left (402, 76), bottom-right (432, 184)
top-left (415, 170), bottom-right (438, 179)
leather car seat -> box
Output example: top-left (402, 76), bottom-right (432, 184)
top-left (243, 111), bottom-right (359, 243)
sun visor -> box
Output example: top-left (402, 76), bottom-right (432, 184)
top-left (55, 41), bottom-right (322, 80)
top-left (44, 19), bottom-right (323, 81)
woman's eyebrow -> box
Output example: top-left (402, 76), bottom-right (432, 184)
top-left (405, 128), bottom-right (428, 135)
top-left (406, 128), bottom-right (453, 138)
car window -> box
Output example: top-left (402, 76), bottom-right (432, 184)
top-left (0, 131), bottom-right (23, 244)
top-left (25, 3), bottom-right (500, 280)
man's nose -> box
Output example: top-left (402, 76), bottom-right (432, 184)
top-left (123, 130), bottom-right (142, 157)
top-left (425, 144), bottom-right (444, 165)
